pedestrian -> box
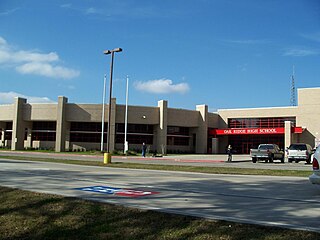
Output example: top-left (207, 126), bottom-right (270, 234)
top-left (227, 144), bottom-right (232, 162)
top-left (142, 142), bottom-right (147, 157)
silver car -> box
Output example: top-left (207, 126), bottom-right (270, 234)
top-left (309, 145), bottom-right (320, 185)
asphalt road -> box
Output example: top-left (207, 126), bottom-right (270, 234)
top-left (0, 158), bottom-right (319, 233)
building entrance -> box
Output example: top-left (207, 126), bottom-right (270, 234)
top-left (229, 135), bottom-right (284, 154)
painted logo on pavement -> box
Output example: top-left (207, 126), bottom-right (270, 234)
top-left (74, 186), bottom-right (159, 198)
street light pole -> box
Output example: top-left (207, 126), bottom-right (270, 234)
top-left (103, 48), bottom-right (122, 164)
top-left (100, 74), bottom-right (107, 152)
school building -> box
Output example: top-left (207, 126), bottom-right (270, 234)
top-left (0, 87), bottom-right (319, 154)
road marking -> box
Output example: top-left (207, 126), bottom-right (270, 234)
top-left (74, 185), bottom-right (159, 197)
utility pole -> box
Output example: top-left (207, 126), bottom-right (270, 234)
top-left (290, 65), bottom-right (296, 106)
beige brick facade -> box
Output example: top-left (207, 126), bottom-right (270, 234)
top-left (0, 87), bottom-right (319, 154)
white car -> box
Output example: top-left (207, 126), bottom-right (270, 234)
top-left (309, 146), bottom-right (320, 184)
top-left (287, 143), bottom-right (313, 164)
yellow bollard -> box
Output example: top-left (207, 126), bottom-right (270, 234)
top-left (104, 153), bottom-right (112, 164)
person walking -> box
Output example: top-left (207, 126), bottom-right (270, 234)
top-left (227, 144), bottom-right (232, 162)
top-left (142, 142), bottom-right (147, 157)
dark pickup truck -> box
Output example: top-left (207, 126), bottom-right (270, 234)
top-left (250, 144), bottom-right (285, 163)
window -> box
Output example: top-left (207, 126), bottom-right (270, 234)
top-left (4, 132), bottom-right (12, 141)
top-left (70, 133), bottom-right (103, 143)
top-left (228, 117), bottom-right (296, 128)
top-left (167, 126), bottom-right (189, 135)
top-left (115, 124), bottom-right (154, 144)
top-left (116, 123), bottom-right (153, 134)
top-left (70, 122), bottom-right (107, 143)
top-left (33, 121), bottom-right (56, 131)
top-left (167, 126), bottom-right (190, 146)
top-left (70, 122), bottom-right (103, 132)
top-left (6, 122), bottom-right (13, 130)
top-left (167, 136), bottom-right (189, 146)
top-left (32, 121), bottom-right (56, 141)
top-left (116, 134), bottom-right (153, 144)
top-left (32, 132), bottom-right (56, 141)
top-left (289, 144), bottom-right (307, 150)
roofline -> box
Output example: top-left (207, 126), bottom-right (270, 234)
top-left (218, 105), bottom-right (298, 112)
top-left (298, 87), bottom-right (320, 91)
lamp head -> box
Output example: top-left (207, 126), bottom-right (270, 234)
top-left (103, 48), bottom-right (122, 55)
top-left (113, 48), bottom-right (122, 52)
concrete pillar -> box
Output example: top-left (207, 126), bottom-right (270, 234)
top-left (11, 97), bottom-right (27, 150)
top-left (55, 96), bottom-right (68, 152)
top-left (157, 100), bottom-right (168, 154)
top-left (195, 104), bottom-right (208, 153)
top-left (212, 138), bottom-right (219, 154)
top-left (284, 121), bottom-right (292, 149)
top-left (108, 98), bottom-right (117, 152)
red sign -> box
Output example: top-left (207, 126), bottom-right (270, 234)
top-left (211, 127), bottom-right (304, 135)
top-left (212, 128), bottom-right (284, 135)
top-left (293, 127), bottom-right (303, 133)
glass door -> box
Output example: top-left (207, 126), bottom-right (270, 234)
top-left (242, 142), bottom-right (254, 154)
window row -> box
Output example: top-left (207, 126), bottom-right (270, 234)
top-left (70, 122), bottom-right (155, 134)
top-left (32, 132), bottom-right (56, 141)
top-left (33, 121), bottom-right (56, 131)
top-left (167, 126), bottom-right (189, 136)
top-left (228, 117), bottom-right (296, 129)
top-left (70, 122), bottom-right (104, 132)
top-left (167, 136), bottom-right (189, 146)
top-left (115, 133), bottom-right (153, 145)
top-left (116, 123), bottom-right (154, 134)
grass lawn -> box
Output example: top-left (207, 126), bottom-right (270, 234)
top-left (0, 186), bottom-right (319, 240)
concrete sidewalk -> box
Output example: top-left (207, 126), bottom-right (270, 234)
top-left (0, 150), bottom-right (312, 171)
top-left (0, 150), bottom-right (249, 162)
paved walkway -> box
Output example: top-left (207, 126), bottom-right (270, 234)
top-left (0, 150), bottom-right (313, 171)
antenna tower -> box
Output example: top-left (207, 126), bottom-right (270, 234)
top-left (290, 66), bottom-right (296, 106)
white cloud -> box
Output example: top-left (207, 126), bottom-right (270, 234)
top-left (0, 8), bottom-right (19, 16)
top-left (283, 48), bottom-right (319, 57)
top-left (14, 51), bottom-right (59, 63)
top-left (0, 36), bottom-right (7, 45)
top-left (61, 4), bottom-right (106, 17)
top-left (301, 32), bottom-right (320, 43)
top-left (86, 7), bottom-right (101, 15)
top-left (224, 39), bottom-right (270, 45)
top-left (0, 36), bottom-right (79, 79)
top-left (60, 4), bottom-right (72, 9)
top-left (0, 92), bottom-right (55, 104)
top-left (134, 79), bottom-right (190, 94)
top-left (16, 62), bottom-right (80, 79)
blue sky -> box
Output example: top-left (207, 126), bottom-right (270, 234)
top-left (0, 0), bottom-right (319, 111)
